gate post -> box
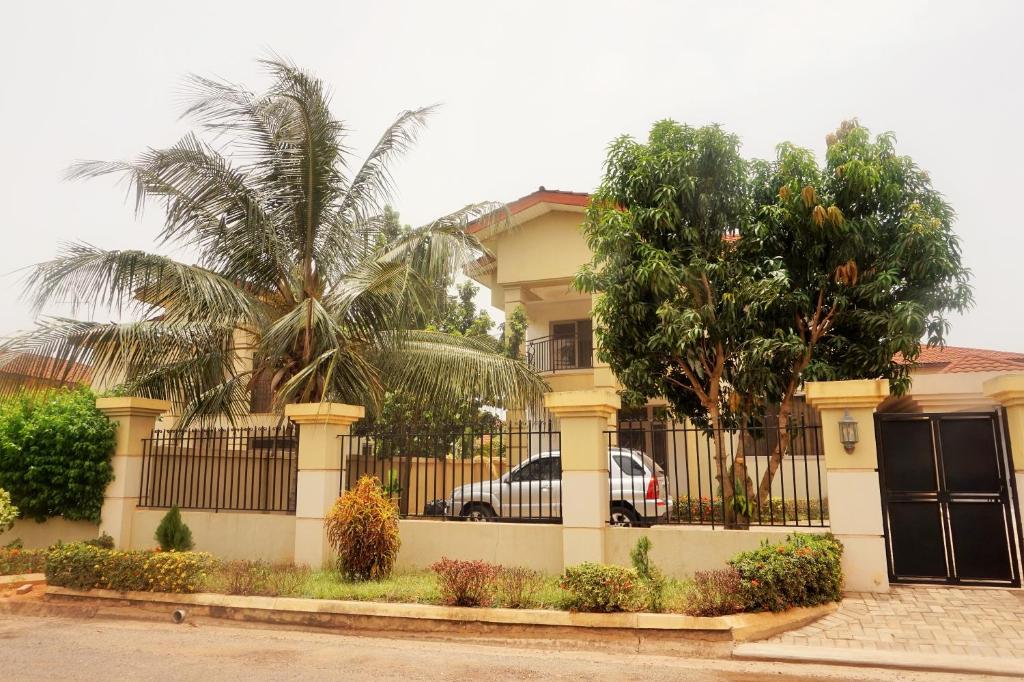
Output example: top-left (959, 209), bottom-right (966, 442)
top-left (805, 379), bottom-right (890, 593)
top-left (544, 389), bottom-right (620, 568)
top-left (285, 402), bottom-right (364, 568)
top-left (95, 397), bottom-right (171, 549)
top-left (983, 374), bottom-right (1024, 524)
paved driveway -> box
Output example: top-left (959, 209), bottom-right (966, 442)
top-left (734, 585), bottom-right (1024, 675)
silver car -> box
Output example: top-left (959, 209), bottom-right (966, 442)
top-left (443, 448), bottom-right (670, 526)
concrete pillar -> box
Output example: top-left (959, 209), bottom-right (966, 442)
top-left (285, 402), bottom-right (365, 568)
top-left (805, 379), bottom-right (890, 593)
top-left (982, 374), bottom-right (1024, 524)
top-left (95, 397), bottom-right (172, 549)
top-left (544, 389), bottom-right (620, 567)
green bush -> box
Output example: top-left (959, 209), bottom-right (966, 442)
top-left (0, 388), bottom-right (116, 522)
top-left (83, 532), bottom-right (115, 550)
top-left (155, 506), bottom-right (194, 551)
top-left (45, 543), bottom-right (214, 593)
top-left (629, 536), bottom-right (666, 612)
top-left (325, 476), bottom-right (400, 580)
top-left (559, 563), bottom-right (640, 613)
top-left (729, 533), bottom-right (843, 612)
top-left (0, 546), bottom-right (48, 575)
top-left (0, 487), bottom-right (18, 533)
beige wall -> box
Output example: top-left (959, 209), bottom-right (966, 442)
top-left (129, 509), bottom-right (295, 563)
top-left (396, 519), bottom-right (564, 575)
top-left (0, 518), bottom-right (99, 549)
top-left (493, 211), bottom-right (592, 287)
top-left (605, 526), bottom-right (827, 579)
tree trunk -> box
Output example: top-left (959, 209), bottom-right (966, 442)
top-left (755, 400), bottom-right (794, 504)
top-left (708, 406), bottom-right (742, 528)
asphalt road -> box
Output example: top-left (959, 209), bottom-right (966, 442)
top-left (0, 613), bottom-right (1004, 681)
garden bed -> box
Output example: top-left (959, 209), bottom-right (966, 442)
top-left (40, 584), bottom-right (837, 656)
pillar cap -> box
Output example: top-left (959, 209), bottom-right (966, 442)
top-left (544, 389), bottom-right (621, 419)
top-left (95, 396), bottom-right (171, 418)
top-left (982, 374), bottom-right (1024, 407)
top-left (285, 402), bottom-right (365, 426)
top-left (805, 379), bottom-right (890, 410)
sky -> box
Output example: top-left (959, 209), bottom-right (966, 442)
top-left (1, 0), bottom-right (1021, 351)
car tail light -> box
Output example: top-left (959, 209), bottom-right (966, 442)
top-left (645, 477), bottom-right (660, 500)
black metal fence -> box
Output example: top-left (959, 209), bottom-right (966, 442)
top-left (341, 421), bottom-right (562, 523)
top-left (609, 417), bottom-right (828, 528)
top-left (140, 425), bottom-right (299, 513)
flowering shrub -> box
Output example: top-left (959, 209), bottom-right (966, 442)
top-left (45, 543), bottom-right (215, 593)
top-left (0, 546), bottom-right (47, 575)
top-left (326, 476), bottom-right (400, 580)
top-left (559, 563), bottom-right (640, 613)
top-left (729, 533), bottom-right (843, 612)
top-left (0, 488), bottom-right (18, 533)
top-left (679, 568), bottom-right (745, 616)
top-left (431, 558), bottom-right (499, 607)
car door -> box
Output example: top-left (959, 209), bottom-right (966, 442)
top-left (542, 455), bottom-right (562, 520)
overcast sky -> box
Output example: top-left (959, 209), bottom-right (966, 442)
top-left (2, 1), bottom-right (1021, 351)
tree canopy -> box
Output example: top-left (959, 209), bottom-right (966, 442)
top-left (577, 118), bottom-right (972, 523)
top-left (2, 58), bottom-right (544, 424)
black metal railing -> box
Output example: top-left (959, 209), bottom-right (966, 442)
top-left (140, 425), bottom-right (299, 513)
top-left (608, 417), bottom-right (827, 528)
top-left (526, 335), bottom-right (593, 373)
top-left (341, 421), bottom-right (562, 523)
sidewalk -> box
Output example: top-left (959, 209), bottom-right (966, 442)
top-left (734, 586), bottom-right (1024, 677)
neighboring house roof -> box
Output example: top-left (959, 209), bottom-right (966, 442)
top-left (900, 346), bottom-right (1024, 374)
top-left (467, 187), bottom-right (590, 235)
top-left (0, 352), bottom-right (93, 386)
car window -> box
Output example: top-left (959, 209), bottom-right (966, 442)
top-left (612, 453), bottom-right (646, 476)
top-left (511, 457), bottom-right (560, 482)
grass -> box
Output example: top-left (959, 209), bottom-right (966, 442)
top-left (201, 559), bottom-right (697, 613)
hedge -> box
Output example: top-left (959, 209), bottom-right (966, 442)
top-left (45, 544), bottom-right (215, 593)
top-left (729, 533), bottom-right (843, 612)
top-left (0, 547), bottom-right (48, 575)
top-left (0, 388), bottom-right (116, 522)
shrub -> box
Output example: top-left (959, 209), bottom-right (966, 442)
top-left (559, 563), bottom-right (640, 613)
top-left (729, 533), bottom-right (843, 612)
top-left (431, 558), bottom-right (499, 607)
top-left (0, 488), bottom-right (18, 533)
top-left (0, 546), bottom-right (47, 575)
top-left (45, 543), bottom-right (214, 593)
top-left (83, 532), bottom-right (115, 550)
top-left (0, 388), bottom-right (116, 522)
top-left (629, 536), bottom-right (666, 612)
top-left (155, 506), bottom-right (194, 551)
top-left (326, 476), bottom-right (400, 580)
top-left (207, 560), bottom-right (309, 597)
top-left (143, 551), bottom-right (215, 593)
top-left (679, 568), bottom-right (745, 616)
top-left (492, 566), bottom-right (543, 609)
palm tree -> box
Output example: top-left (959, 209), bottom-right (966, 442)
top-left (3, 58), bottom-right (544, 424)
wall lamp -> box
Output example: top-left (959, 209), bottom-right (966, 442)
top-left (838, 409), bottom-right (859, 454)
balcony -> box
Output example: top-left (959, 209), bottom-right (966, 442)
top-left (526, 334), bottom-right (594, 373)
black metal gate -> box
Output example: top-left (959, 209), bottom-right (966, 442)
top-left (876, 411), bottom-right (1023, 587)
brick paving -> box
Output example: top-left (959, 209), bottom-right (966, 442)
top-left (768, 586), bottom-right (1024, 660)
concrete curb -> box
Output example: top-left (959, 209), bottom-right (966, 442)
top-left (39, 586), bottom-right (836, 656)
top-left (733, 642), bottom-right (1024, 678)
top-left (0, 573), bottom-right (46, 587)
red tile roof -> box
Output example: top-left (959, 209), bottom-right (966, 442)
top-left (900, 346), bottom-right (1024, 373)
top-left (0, 353), bottom-right (93, 385)
top-left (467, 187), bottom-right (590, 234)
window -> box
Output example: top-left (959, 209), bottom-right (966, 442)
top-left (549, 319), bottom-right (593, 370)
top-left (511, 456), bottom-right (561, 482)
top-left (612, 453), bottom-right (646, 477)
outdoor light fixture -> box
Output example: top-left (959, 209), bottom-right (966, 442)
top-left (838, 410), bottom-right (859, 454)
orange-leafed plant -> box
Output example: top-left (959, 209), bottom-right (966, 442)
top-left (325, 475), bottom-right (400, 580)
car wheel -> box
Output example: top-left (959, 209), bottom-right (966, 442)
top-left (609, 504), bottom-right (640, 527)
top-left (462, 504), bottom-right (496, 521)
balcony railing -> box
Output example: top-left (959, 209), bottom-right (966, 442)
top-left (526, 335), bottom-right (593, 373)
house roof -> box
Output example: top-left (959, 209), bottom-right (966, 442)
top-left (467, 187), bottom-right (590, 234)
top-left (0, 352), bottom-right (93, 385)
top-left (900, 346), bottom-right (1024, 374)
